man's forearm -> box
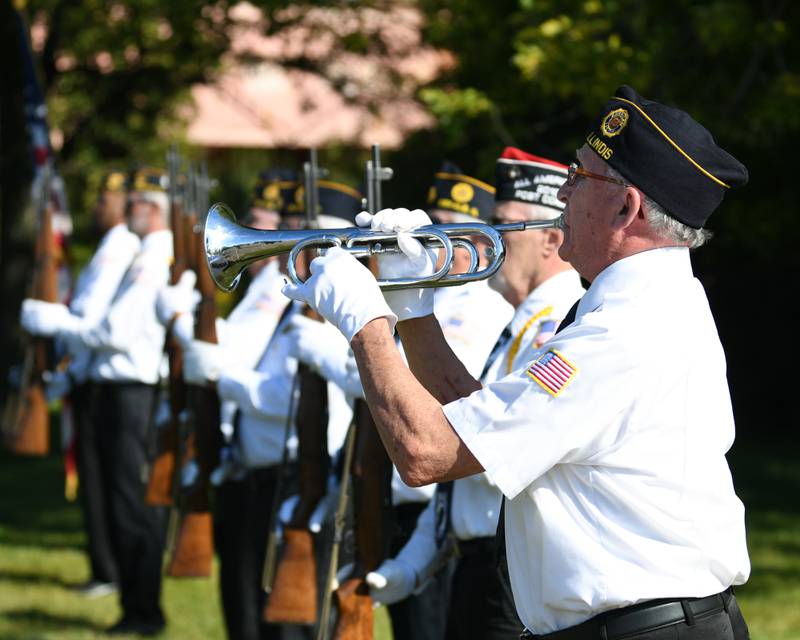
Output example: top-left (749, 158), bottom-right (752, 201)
top-left (396, 315), bottom-right (481, 404)
top-left (350, 317), bottom-right (482, 486)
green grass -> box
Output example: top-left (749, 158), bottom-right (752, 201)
top-left (0, 443), bottom-right (392, 639)
top-left (0, 430), bottom-right (797, 639)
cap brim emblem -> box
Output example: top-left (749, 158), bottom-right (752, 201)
top-left (451, 182), bottom-right (474, 204)
top-left (601, 108), bottom-right (629, 138)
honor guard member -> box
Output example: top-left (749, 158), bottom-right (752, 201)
top-left (181, 178), bottom-right (360, 640)
top-left (364, 148), bottom-right (584, 640)
top-left (157, 169), bottom-right (298, 480)
top-left (26, 166), bottom-right (172, 635)
top-left (283, 85), bottom-right (751, 639)
top-left (20, 170), bottom-right (141, 598)
top-left (286, 163), bottom-right (512, 640)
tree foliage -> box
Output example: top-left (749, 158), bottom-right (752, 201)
top-left (410, 0), bottom-right (798, 267)
top-left (21, 0), bottom-right (231, 215)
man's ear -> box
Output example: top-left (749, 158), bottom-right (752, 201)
top-left (541, 229), bottom-right (561, 256)
top-left (611, 187), bottom-right (641, 231)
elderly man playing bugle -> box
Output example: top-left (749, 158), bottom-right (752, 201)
top-left (283, 86), bottom-right (751, 640)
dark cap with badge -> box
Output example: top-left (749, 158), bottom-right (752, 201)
top-left (285, 180), bottom-right (363, 227)
top-left (128, 166), bottom-right (168, 193)
top-left (250, 168), bottom-right (297, 214)
top-left (427, 161), bottom-right (495, 222)
top-left (101, 170), bottom-right (128, 193)
top-left (495, 147), bottom-right (567, 215)
top-left (585, 85), bottom-right (748, 229)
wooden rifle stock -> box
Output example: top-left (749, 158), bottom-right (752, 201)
top-left (6, 174), bottom-right (58, 456)
top-left (330, 144), bottom-right (394, 639)
top-left (167, 162), bottom-right (219, 578)
top-left (265, 357), bottom-right (329, 624)
top-left (266, 152), bottom-right (331, 623)
top-left (146, 148), bottom-right (187, 506)
top-left (332, 400), bottom-right (393, 640)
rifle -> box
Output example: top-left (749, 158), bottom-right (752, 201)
top-left (4, 163), bottom-right (57, 456)
top-left (265, 149), bottom-right (331, 625)
top-left (167, 160), bottom-right (220, 578)
top-left (330, 144), bottom-right (394, 640)
top-left (146, 146), bottom-right (185, 507)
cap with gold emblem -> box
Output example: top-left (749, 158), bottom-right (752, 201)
top-left (128, 166), bottom-right (168, 193)
top-left (285, 180), bottom-right (363, 227)
top-left (494, 147), bottom-right (567, 214)
top-left (251, 168), bottom-right (297, 214)
top-left (586, 85), bottom-right (748, 228)
top-left (427, 161), bottom-right (495, 222)
top-left (101, 170), bottom-right (128, 193)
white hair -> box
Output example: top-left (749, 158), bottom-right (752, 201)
top-left (606, 166), bottom-right (712, 248)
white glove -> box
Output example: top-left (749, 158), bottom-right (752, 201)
top-left (278, 494), bottom-right (300, 525)
top-left (45, 369), bottom-right (71, 403)
top-left (365, 558), bottom-right (417, 605)
top-left (156, 270), bottom-right (199, 326)
top-left (284, 314), bottom-right (350, 376)
top-left (20, 300), bottom-right (78, 337)
top-left (171, 312), bottom-right (195, 349)
top-left (183, 339), bottom-right (232, 384)
top-left (356, 208), bottom-right (437, 322)
top-left (282, 247), bottom-right (397, 343)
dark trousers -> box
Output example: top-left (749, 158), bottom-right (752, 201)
top-left (387, 502), bottom-right (451, 640)
top-left (73, 382), bottom-right (118, 585)
top-left (93, 382), bottom-right (166, 626)
top-left (214, 466), bottom-right (286, 640)
top-left (445, 538), bottom-right (521, 640)
top-left (525, 590), bottom-right (749, 640)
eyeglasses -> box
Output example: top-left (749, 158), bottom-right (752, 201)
top-left (567, 162), bottom-right (630, 187)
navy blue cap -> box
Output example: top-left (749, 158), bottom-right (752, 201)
top-left (586, 86), bottom-right (748, 228)
top-left (426, 161), bottom-right (495, 222)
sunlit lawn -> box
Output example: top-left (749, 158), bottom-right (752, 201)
top-left (0, 428), bottom-right (796, 639)
top-left (0, 438), bottom-right (392, 639)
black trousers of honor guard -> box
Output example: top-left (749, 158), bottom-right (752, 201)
top-left (214, 466), bottom-right (310, 640)
top-left (214, 467), bottom-right (284, 640)
top-left (387, 502), bottom-right (452, 640)
top-left (73, 382), bottom-right (119, 586)
top-left (92, 382), bottom-right (166, 628)
top-left (445, 537), bottom-right (522, 640)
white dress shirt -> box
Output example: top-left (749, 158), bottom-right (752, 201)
top-left (217, 301), bottom-right (353, 470)
top-left (61, 223), bottom-right (141, 383)
top-left (443, 248), bottom-right (750, 633)
top-left (77, 229), bottom-right (172, 384)
top-left (216, 260), bottom-right (287, 369)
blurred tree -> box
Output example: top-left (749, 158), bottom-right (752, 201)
top-left (411, 0), bottom-right (798, 259)
top-left (22, 0), bottom-right (232, 220)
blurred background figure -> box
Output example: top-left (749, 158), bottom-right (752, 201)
top-left (22, 170), bottom-right (140, 599)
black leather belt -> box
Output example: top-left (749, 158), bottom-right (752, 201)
top-left (521, 588), bottom-right (733, 640)
top-left (455, 536), bottom-right (496, 557)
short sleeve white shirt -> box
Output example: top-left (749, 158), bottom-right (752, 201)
top-left (443, 247), bottom-right (750, 633)
top-left (451, 269), bottom-right (584, 540)
top-left (217, 260), bottom-right (287, 369)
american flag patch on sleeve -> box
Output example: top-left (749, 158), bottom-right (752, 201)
top-left (526, 349), bottom-right (577, 397)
